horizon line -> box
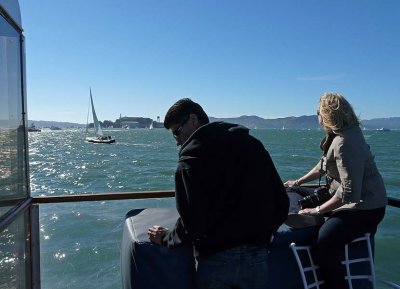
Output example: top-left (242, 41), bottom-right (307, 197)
top-left (28, 114), bottom-right (400, 125)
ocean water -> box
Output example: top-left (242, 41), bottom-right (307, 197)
top-left (28, 128), bottom-right (400, 289)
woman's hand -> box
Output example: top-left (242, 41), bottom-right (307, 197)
top-left (284, 180), bottom-right (299, 187)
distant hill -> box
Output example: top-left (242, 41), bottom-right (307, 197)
top-left (209, 116), bottom-right (400, 130)
top-left (28, 120), bottom-right (86, 128)
top-left (210, 115), bottom-right (319, 129)
top-left (361, 117), bottom-right (400, 130)
top-left (27, 118), bottom-right (163, 129)
top-left (29, 116), bottom-right (400, 130)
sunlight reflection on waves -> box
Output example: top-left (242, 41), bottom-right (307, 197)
top-left (29, 129), bottom-right (177, 196)
top-left (28, 128), bottom-right (400, 289)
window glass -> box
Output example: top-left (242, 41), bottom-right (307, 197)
top-left (0, 14), bottom-right (28, 213)
top-left (0, 12), bottom-right (30, 289)
top-left (0, 212), bottom-right (27, 288)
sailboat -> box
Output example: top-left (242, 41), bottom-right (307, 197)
top-left (85, 88), bottom-right (115, 144)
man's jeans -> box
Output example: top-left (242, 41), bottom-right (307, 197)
top-left (195, 245), bottom-right (269, 289)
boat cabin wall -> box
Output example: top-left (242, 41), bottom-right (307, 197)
top-left (1, 1), bottom-right (33, 288)
top-left (0, 0), bottom-right (22, 31)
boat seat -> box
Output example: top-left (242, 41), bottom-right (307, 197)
top-left (120, 208), bottom-right (195, 289)
top-left (290, 233), bottom-right (376, 289)
top-left (120, 206), bottom-right (322, 289)
top-left (120, 190), bottom-right (375, 289)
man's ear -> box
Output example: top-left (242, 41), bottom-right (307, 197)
top-left (189, 113), bottom-right (199, 128)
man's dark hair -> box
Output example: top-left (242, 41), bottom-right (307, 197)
top-left (164, 98), bottom-right (209, 129)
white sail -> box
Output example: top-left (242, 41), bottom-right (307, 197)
top-left (90, 88), bottom-right (104, 136)
top-left (86, 88), bottom-right (115, 143)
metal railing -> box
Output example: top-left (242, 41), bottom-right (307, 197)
top-left (31, 190), bottom-right (175, 204)
top-left (1, 190), bottom-right (399, 232)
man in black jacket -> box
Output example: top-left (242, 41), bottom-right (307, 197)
top-left (148, 98), bottom-right (289, 289)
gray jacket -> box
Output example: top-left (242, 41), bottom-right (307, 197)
top-left (315, 126), bottom-right (387, 210)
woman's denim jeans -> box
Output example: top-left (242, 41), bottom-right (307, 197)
top-left (195, 245), bottom-right (269, 289)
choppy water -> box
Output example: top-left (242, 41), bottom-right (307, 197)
top-left (28, 128), bottom-right (400, 288)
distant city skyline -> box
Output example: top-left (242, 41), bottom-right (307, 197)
top-left (29, 114), bottom-right (400, 127)
top-left (28, 114), bottom-right (400, 131)
top-left (19, 0), bottom-right (400, 123)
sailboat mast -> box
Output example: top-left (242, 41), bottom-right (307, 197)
top-left (86, 88), bottom-right (91, 134)
top-left (90, 88), bottom-right (104, 136)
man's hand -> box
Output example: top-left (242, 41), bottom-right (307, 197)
top-left (147, 225), bottom-right (168, 245)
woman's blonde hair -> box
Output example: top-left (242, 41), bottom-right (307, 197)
top-left (318, 93), bottom-right (359, 132)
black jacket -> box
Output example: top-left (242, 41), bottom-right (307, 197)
top-left (161, 122), bottom-right (289, 257)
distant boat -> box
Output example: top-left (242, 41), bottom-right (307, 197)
top-left (377, 127), bottom-right (391, 132)
top-left (28, 123), bottom-right (41, 132)
top-left (85, 88), bottom-right (115, 144)
top-left (50, 126), bottom-right (62, 131)
top-left (149, 122), bottom-right (154, 129)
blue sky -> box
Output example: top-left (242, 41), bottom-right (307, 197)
top-left (19, 0), bottom-right (400, 123)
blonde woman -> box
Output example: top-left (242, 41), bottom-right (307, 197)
top-left (284, 93), bottom-right (387, 289)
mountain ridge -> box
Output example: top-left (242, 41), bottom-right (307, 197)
top-left (28, 116), bottom-right (400, 130)
top-left (209, 115), bottom-right (400, 129)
